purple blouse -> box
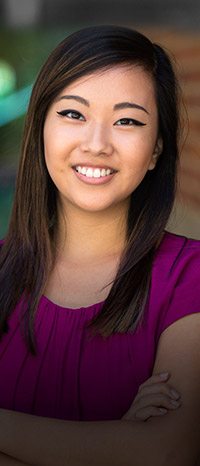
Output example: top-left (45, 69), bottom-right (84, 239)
top-left (0, 231), bottom-right (200, 421)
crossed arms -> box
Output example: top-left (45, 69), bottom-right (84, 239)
top-left (0, 313), bottom-right (200, 466)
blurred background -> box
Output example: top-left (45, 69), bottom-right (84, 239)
top-left (0, 0), bottom-right (200, 239)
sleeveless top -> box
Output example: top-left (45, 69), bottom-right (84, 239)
top-left (0, 231), bottom-right (199, 421)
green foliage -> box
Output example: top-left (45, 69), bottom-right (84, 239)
top-left (0, 27), bottom-right (74, 235)
top-left (0, 27), bottom-right (73, 165)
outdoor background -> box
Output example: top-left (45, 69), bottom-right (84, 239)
top-left (0, 0), bottom-right (200, 239)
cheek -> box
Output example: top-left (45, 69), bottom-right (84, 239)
top-left (43, 126), bottom-right (69, 166)
top-left (45, 125), bottom-right (81, 160)
top-left (123, 137), bottom-right (155, 171)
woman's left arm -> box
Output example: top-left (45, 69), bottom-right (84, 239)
top-left (0, 452), bottom-right (29, 465)
top-left (0, 313), bottom-right (200, 466)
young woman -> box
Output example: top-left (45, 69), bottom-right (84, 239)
top-left (0, 25), bottom-right (200, 466)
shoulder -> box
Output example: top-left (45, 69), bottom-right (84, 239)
top-left (153, 230), bottom-right (200, 279)
top-left (152, 229), bottom-right (200, 301)
top-left (149, 230), bottom-right (200, 341)
top-left (156, 229), bottom-right (200, 255)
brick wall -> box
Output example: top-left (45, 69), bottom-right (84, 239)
top-left (142, 28), bottom-right (200, 239)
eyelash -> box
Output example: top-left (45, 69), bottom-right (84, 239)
top-left (56, 110), bottom-right (146, 127)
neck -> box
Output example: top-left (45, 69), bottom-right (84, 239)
top-left (55, 198), bottom-right (129, 265)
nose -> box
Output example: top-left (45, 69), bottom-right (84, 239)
top-left (80, 122), bottom-right (114, 156)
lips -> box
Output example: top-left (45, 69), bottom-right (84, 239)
top-left (72, 166), bottom-right (117, 185)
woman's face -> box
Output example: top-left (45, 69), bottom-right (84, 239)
top-left (43, 65), bottom-right (162, 214)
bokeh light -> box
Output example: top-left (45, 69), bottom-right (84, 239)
top-left (0, 59), bottom-right (16, 97)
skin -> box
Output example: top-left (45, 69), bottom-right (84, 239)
top-left (0, 65), bottom-right (200, 465)
top-left (43, 65), bottom-right (162, 264)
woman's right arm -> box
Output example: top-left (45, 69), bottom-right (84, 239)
top-left (0, 452), bottom-right (29, 466)
top-left (0, 374), bottom-right (182, 466)
top-left (0, 373), bottom-right (178, 466)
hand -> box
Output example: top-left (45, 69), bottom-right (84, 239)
top-left (121, 372), bottom-right (181, 421)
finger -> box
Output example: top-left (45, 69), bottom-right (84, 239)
top-left (138, 373), bottom-right (170, 392)
top-left (132, 393), bottom-right (182, 412)
top-left (136, 406), bottom-right (169, 421)
top-left (122, 406), bottom-right (168, 421)
top-left (135, 382), bottom-right (180, 403)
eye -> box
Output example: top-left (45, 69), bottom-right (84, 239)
top-left (57, 110), bottom-right (85, 120)
top-left (115, 118), bottom-right (146, 127)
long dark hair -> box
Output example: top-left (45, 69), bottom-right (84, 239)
top-left (0, 25), bottom-right (180, 354)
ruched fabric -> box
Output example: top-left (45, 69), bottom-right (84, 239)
top-left (0, 231), bottom-right (200, 421)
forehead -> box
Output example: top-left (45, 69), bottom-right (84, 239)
top-left (55, 65), bottom-right (156, 109)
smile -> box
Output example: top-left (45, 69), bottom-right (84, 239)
top-left (72, 166), bottom-right (117, 185)
top-left (74, 166), bottom-right (116, 178)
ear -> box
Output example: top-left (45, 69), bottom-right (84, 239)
top-left (148, 137), bottom-right (163, 171)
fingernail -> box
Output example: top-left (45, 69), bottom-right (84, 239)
top-left (159, 408), bottom-right (168, 414)
top-left (170, 389), bottom-right (180, 400)
top-left (159, 372), bottom-right (169, 379)
top-left (171, 399), bottom-right (181, 407)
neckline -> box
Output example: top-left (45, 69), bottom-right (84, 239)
top-left (41, 293), bottom-right (105, 311)
top-left (40, 232), bottom-right (166, 311)
top-left (40, 230), bottom-right (195, 311)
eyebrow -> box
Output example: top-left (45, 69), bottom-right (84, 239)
top-left (57, 94), bottom-right (149, 115)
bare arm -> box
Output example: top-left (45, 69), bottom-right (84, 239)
top-left (0, 452), bottom-right (29, 466)
top-left (0, 314), bottom-right (200, 466)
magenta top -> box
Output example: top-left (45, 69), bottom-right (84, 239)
top-left (0, 231), bottom-right (200, 421)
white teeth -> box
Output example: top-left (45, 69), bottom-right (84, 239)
top-left (93, 168), bottom-right (101, 178)
top-left (85, 168), bottom-right (93, 177)
top-left (77, 166), bottom-right (87, 174)
top-left (75, 166), bottom-right (114, 177)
